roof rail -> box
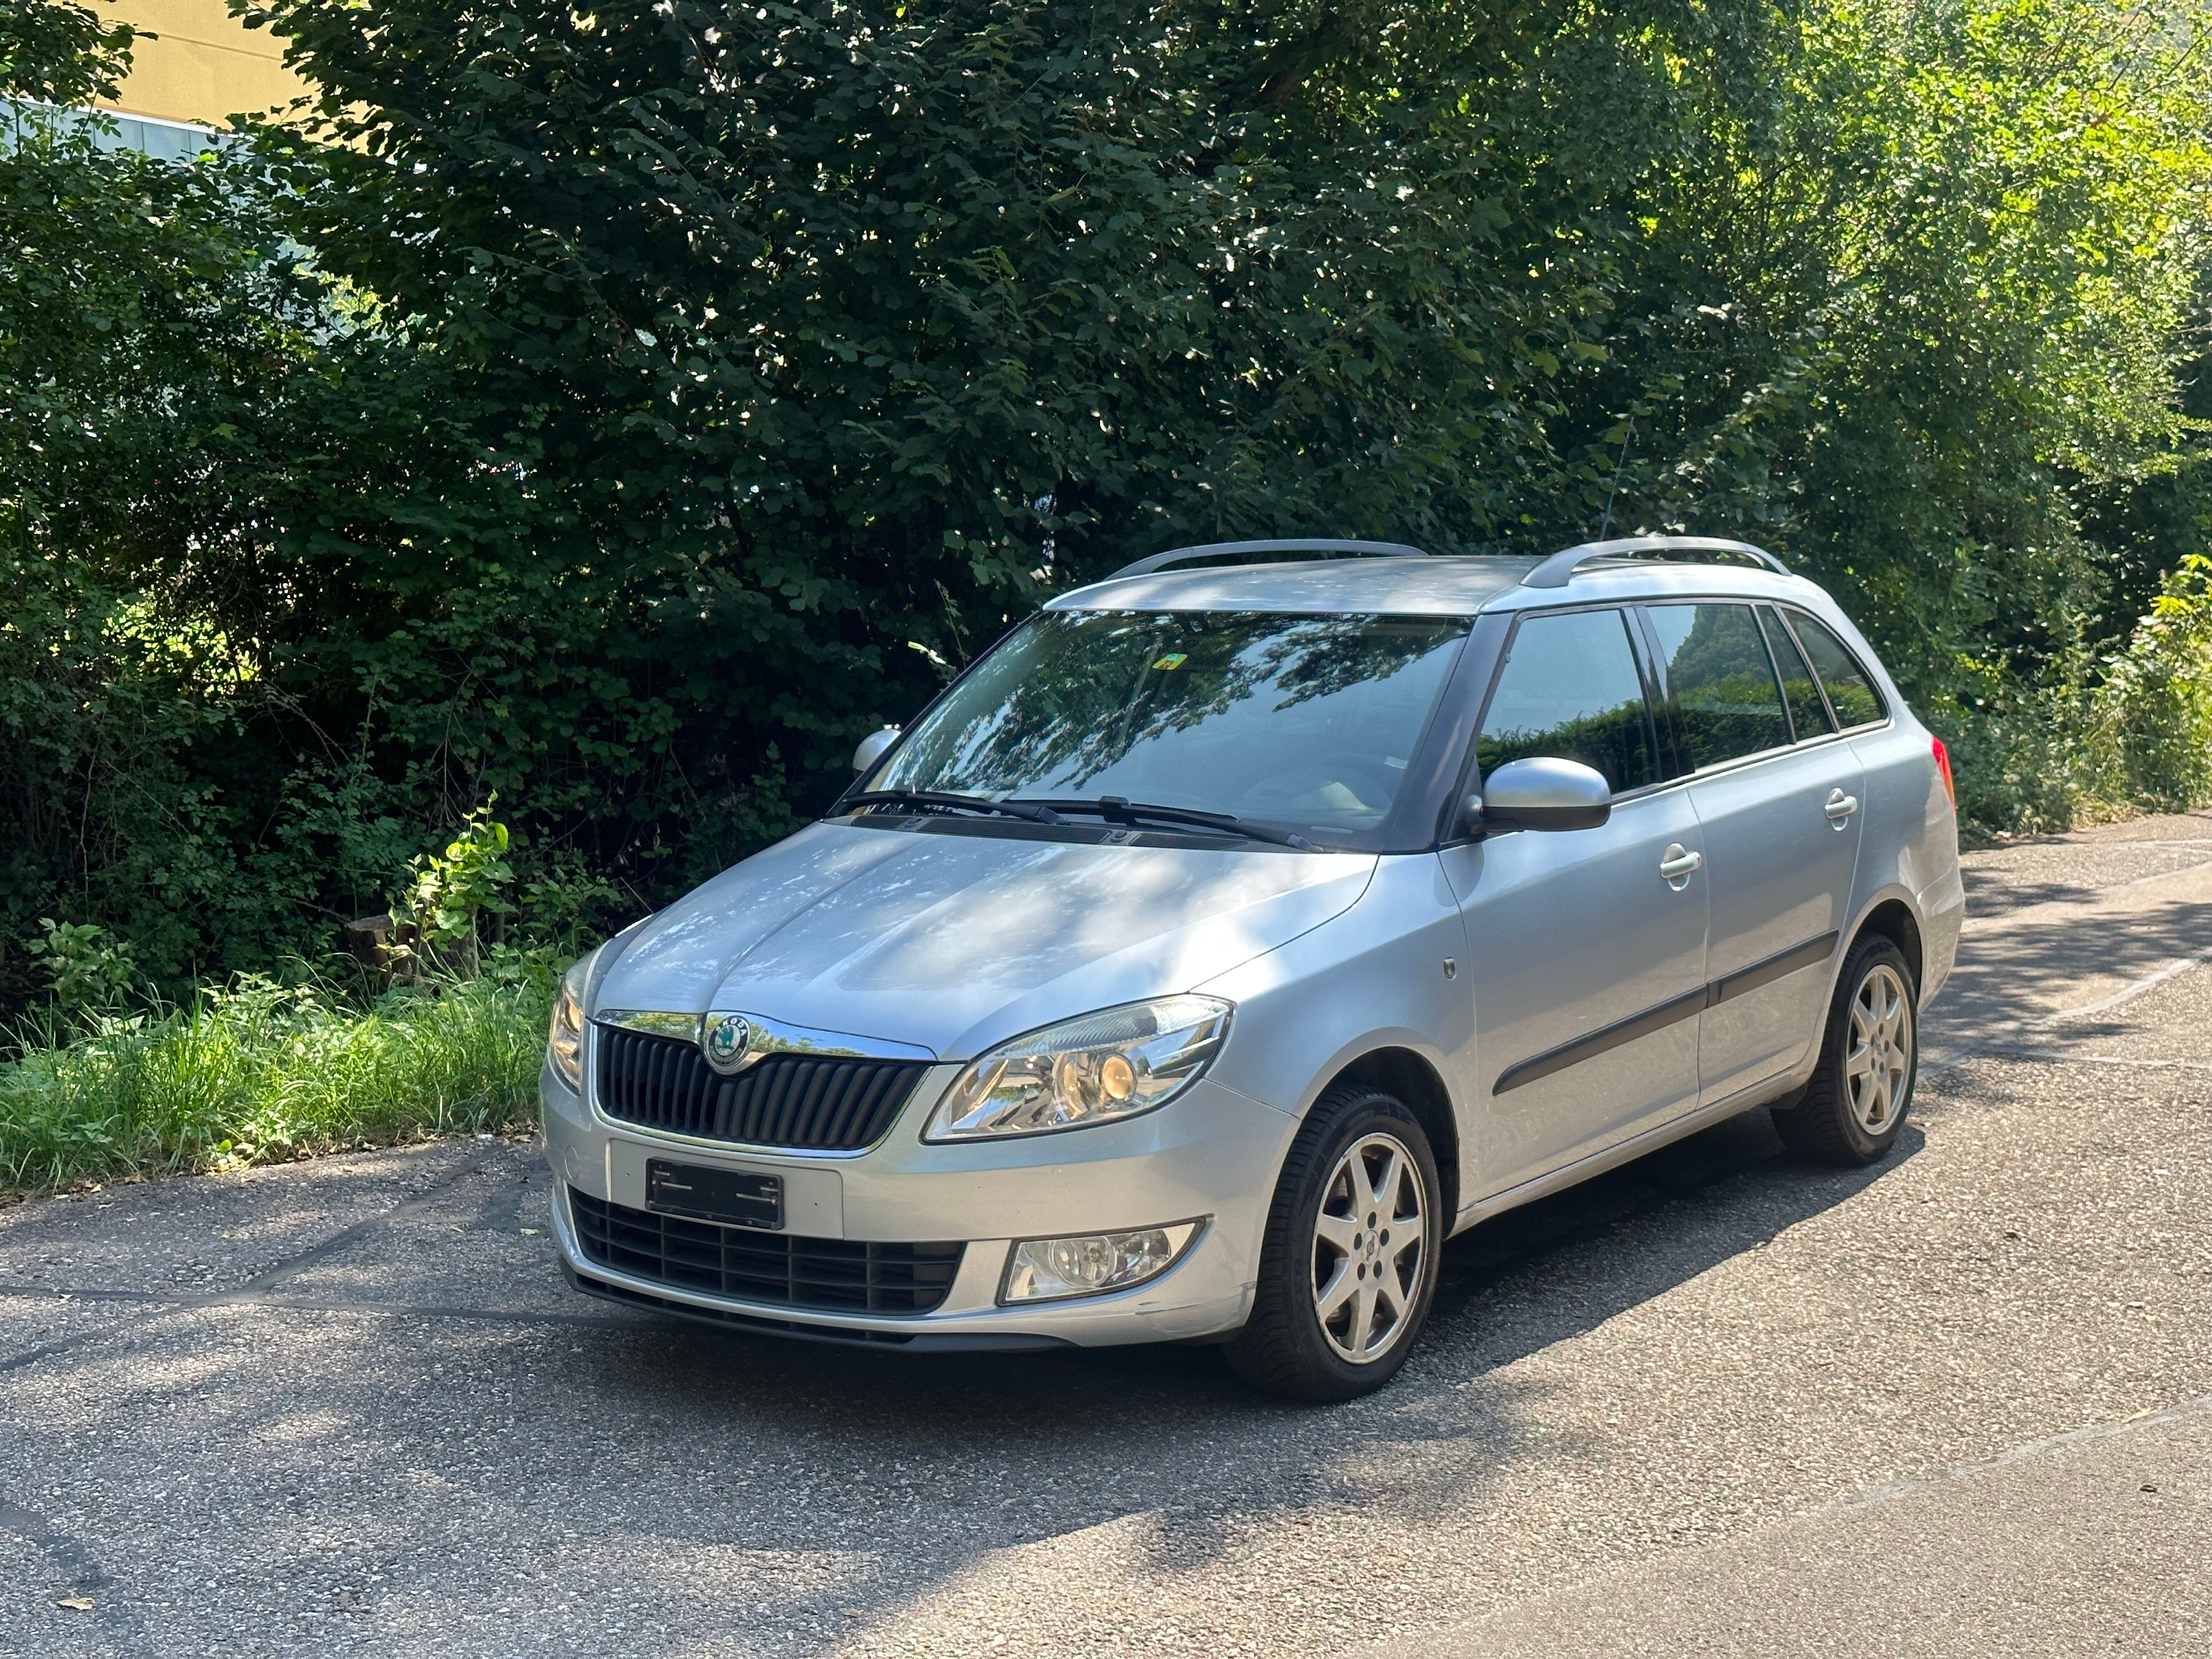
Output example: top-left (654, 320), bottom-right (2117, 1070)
top-left (1521, 535), bottom-right (1790, 590)
top-left (1107, 538), bottom-right (1431, 582)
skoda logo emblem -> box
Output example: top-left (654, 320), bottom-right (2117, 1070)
top-left (701, 1013), bottom-right (755, 1075)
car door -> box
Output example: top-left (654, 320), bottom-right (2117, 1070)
top-left (1437, 605), bottom-right (1709, 1192)
top-left (1639, 600), bottom-right (1864, 1105)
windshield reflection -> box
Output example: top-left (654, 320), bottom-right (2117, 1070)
top-left (870, 611), bottom-right (1469, 837)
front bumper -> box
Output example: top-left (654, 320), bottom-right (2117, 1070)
top-left (540, 1058), bottom-right (1297, 1349)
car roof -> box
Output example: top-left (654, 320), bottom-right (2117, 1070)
top-left (1046, 553), bottom-right (1829, 618)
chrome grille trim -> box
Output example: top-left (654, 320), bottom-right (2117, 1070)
top-left (591, 1008), bottom-right (934, 1064)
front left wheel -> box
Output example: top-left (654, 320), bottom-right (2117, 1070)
top-left (1224, 1085), bottom-right (1442, 1401)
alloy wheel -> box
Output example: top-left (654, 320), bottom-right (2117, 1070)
top-left (1310, 1131), bottom-right (1428, 1364)
top-left (1846, 962), bottom-right (1914, 1133)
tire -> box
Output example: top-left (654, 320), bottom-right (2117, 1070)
top-left (1772, 934), bottom-right (1918, 1167)
top-left (1224, 1085), bottom-right (1443, 1402)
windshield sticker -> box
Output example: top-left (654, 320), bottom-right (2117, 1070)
top-left (1150, 653), bottom-right (1189, 670)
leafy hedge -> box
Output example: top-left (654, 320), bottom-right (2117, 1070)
top-left (4, 0), bottom-right (2211, 1009)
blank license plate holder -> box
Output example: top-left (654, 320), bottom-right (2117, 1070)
top-left (645, 1159), bottom-right (783, 1231)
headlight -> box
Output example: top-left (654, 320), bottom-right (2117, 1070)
top-left (924, 995), bottom-right (1232, 1142)
top-left (547, 961), bottom-right (587, 1092)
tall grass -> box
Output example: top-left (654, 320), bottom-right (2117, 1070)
top-left (0, 968), bottom-right (552, 1193)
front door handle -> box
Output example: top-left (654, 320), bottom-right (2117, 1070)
top-left (1825, 788), bottom-right (1860, 823)
top-left (1659, 844), bottom-right (1704, 882)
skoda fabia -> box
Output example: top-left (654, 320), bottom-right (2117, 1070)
top-left (541, 536), bottom-right (1963, 1399)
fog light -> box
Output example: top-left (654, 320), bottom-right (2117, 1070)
top-left (1000, 1221), bottom-right (1204, 1305)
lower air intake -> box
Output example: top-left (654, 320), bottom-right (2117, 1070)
top-left (567, 1188), bottom-right (963, 1316)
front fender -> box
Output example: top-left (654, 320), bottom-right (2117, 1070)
top-left (1197, 852), bottom-right (1471, 1173)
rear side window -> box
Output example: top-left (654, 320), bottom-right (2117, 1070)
top-left (1759, 605), bottom-right (1835, 740)
top-left (1783, 611), bottom-right (1889, 728)
top-left (1477, 607), bottom-right (1660, 792)
top-left (1645, 602), bottom-right (1792, 768)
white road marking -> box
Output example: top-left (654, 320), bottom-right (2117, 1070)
top-left (2036, 952), bottom-right (2210, 1023)
top-left (1978, 1051), bottom-right (2212, 1074)
top-left (1925, 950), bottom-right (2210, 1071)
top-left (1837, 1391), bottom-right (2212, 1510)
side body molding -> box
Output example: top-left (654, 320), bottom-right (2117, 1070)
top-left (1493, 930), bottom-right (1841, 1096)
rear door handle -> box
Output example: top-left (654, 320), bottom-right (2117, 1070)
top-left (1825, 788), bottom-right (1860, 822)
top-left (1659, 844), bottom-right (1704, 882)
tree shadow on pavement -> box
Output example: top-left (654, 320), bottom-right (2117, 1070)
top-left (0, 1109), bottom-right (1918, 1657)
top-left (1924, 898), bottom-right (2212, 1060)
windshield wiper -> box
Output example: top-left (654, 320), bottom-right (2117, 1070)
top-left (844, 789), bottom-right (1062, 825)
top-left (1022, 796), bottom-right (1316, 850)
top-left (849, 789), bottom-right (1316, 848)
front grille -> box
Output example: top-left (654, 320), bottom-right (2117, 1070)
top-left (568, 1188), bottom-right (963, 1316)
top-left (595, 1024), bottom-right (926, 1151)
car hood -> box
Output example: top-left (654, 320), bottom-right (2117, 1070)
top-left (592, 823), bottom-right (1375, 1058)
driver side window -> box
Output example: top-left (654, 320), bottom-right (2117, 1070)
top-left (1476, 608), bottom-right (1660, 792)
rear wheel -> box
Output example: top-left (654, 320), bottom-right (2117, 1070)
top-left (1773, 934), bottom-right (1917, 1166)
top-left (1225, 1085), bottom-right (1442, 1401)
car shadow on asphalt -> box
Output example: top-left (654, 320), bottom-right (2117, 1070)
top-left (544, 1104), bottom-right (1919, 1582)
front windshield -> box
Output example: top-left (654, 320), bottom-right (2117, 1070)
top-left (868, 610), bottom-right (1470, 838)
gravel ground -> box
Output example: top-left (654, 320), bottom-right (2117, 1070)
top-left (1, 810), bottom-right (2208, 1658)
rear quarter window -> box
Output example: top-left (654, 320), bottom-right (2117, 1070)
top-left (1783, 611), bottom-right (1889, 729)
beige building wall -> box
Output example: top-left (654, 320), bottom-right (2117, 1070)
top-left (96, 0), bottom-right (308, 128)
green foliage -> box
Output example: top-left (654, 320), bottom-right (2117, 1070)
top-left (1583, 2), bottom-right (2212, 695)
top-left (252, 0), bottom-right (1658, 568)
top-left (390, 801), bottom-right (516, 962)
top-left (1932, 556), bottom-right (2212, 835)
top-left (23, 919), bottom-right (139, 1013)
top-left (516, 859), bottom-right (628, 954)
top-left (0, 967), bottom-right (552, 1191)
top-left (2089, 555), bottom-right (2212, 810)
top-left (1, 24), bottom-right (360, 1001)
top-left (0, 0), bottom-right (130, 105)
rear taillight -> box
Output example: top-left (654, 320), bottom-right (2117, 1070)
top-left (1931, 735), bottom-right (1956, 808)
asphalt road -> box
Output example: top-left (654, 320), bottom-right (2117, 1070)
top-left (2, 812), bottom-right (2209, 1659)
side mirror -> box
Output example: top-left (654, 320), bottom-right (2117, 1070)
top-left (1481, 757), bottom-right (1612, 832)
top-left (852, 726), bottom-right (901, 773)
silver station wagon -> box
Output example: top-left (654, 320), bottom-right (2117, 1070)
top-left (540, 536), bottom-right (1963, 1398)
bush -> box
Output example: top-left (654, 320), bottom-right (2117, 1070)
top-left (2089, 555), bottom-right (2212, 811)
top-left (1929, 559), bottom-right (2212, 839)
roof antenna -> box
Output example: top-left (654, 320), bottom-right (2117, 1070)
top-left (1596, 416), bottom-right (1634, 542)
